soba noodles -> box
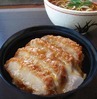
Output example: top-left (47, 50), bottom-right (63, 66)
top-left (49, 0), bottom-right (97, 11)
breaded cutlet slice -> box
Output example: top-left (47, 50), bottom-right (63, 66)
top-left (4, 39), bottom-right (68, 95)
top-left (26, 37), bottom-right (85, 93)
top-left (26, 38), bottom-right (83, 76)
top-left (5, 57), bottom-right (57, 95)
top-left (41, 35), bottom-right (84, 67)
top-left (15, 46), bottom-right (67, 93)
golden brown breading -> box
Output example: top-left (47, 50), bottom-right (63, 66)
top-left (5, 57), bottom-right (57, 95)
top-left (27, 38), bottom-right (83, 76)
top-left (4, 35), bottom-right (85, 95)
top-left (42, 35), bottom-right (84, 67)
top-left (15, 46), bottom-right (67, 93)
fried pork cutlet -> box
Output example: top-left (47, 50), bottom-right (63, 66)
top-left (4, 35), bottom-right (85, 95)
top-left (42, 35), bottom-right (84, 67)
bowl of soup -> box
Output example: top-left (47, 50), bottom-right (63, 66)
top-left (44, 0), bottom-right (97, 34)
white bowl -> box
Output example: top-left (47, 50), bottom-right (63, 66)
top-left (44, 0), bottom-right (97, 34)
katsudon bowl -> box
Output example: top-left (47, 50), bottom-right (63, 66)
top-left (0, 25), bottom-right (97, 99)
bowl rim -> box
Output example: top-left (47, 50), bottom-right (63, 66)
top-left (44, 0), bottom-right (97, 15)
top-left (0, 25), bottom-right (97, 98)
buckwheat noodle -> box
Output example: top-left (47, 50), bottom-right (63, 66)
top-left (49, 0), bottom-right (97, 11)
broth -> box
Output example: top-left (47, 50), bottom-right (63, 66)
top-left (49, 0), bottom-right (97, 11)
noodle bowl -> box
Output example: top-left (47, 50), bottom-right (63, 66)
top-left (49, 0), bottom-right (97, 11)
top-left (44, 0), bottom-right (97, 34)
